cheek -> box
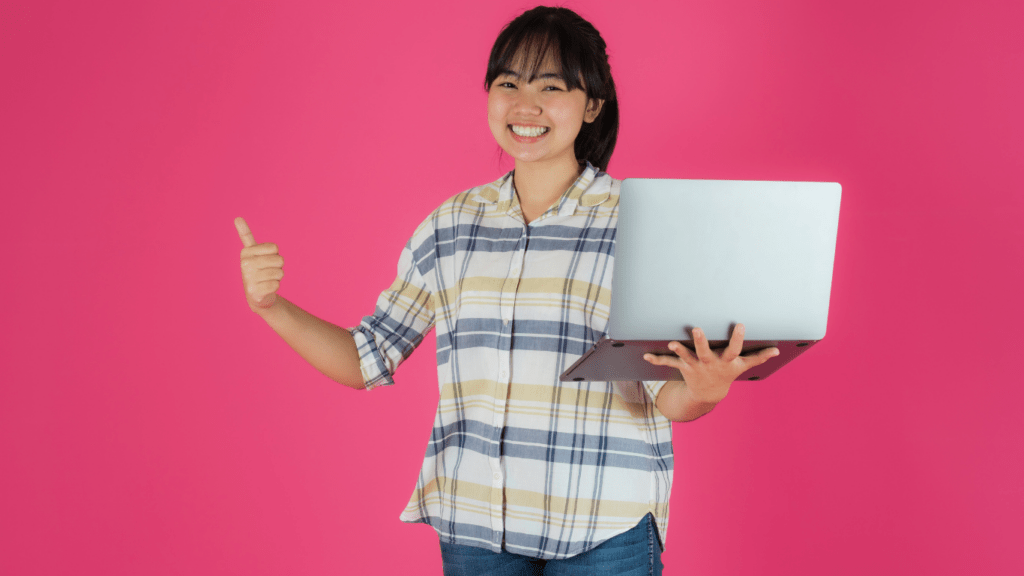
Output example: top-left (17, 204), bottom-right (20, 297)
top-left (486, 97), bottom-right (506, 133)
top-left (552, 106), bottom-right (586, 138)
top-left (550, 94), bottom-right (589, 133)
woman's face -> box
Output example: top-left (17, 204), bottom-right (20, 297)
top-left (487, 55), bottom-right (603, 169)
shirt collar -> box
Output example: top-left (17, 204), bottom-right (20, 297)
top-left (472, 162), bottom-right (612, 216)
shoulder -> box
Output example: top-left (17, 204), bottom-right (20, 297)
top-left (405, 172), bottom-right (512, 241)
top-left (425, 172), bottom-right (512, 223)
top-left (589, 171), bottom-right (621, 201)
top-left (574, 168), bottom-right (621, 214)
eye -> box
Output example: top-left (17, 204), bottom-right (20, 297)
top-left (542, 85), bottom-right (563, 91)
top-left (497, 81), bottom-right (516, 89)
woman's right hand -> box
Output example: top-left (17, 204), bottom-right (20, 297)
top-left (235, 217), bottom-right (284, 314)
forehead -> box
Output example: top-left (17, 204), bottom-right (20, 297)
top-left (500, 50), bottom-right (563, 80)
top-left (500, 34), bottom-right (565, 76)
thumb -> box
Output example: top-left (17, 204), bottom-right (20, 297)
top-left (234, 217), bottom-right (256, 248)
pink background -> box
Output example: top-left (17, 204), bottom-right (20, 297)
top-left (2, 0), bottom-right (1022, 574)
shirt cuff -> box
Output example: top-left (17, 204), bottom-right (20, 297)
top-left (348, 325), bottom-right (396, 391)
top-left (642, 380), bottom-right (670, 405)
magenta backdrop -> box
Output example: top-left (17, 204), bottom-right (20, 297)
top-left (2, 1), bottom-right (1022, 574)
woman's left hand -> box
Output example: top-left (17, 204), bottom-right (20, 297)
top-left (643, 324), bottom-right (779, 405)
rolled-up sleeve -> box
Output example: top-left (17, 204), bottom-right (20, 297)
top-left (349, 226), bottom-right (435, 390)
top-left (641, 380), bottom-right (670, 406)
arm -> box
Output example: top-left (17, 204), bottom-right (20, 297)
top-left (646, 325), bottom-right (779, 422)
top-left (257, 296), bottom-right (365, 389)
top-left (235, 217), bottom-right (365, 390)
top-left (655, 379), bottom-right (719, 422)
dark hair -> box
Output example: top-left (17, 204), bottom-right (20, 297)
top-left (485, 6), bottom-right (619, 172)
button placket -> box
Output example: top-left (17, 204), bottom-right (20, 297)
top-left (491, 229), bottom-right (526, 546)
top-left (489, 457), bottom-right (504, 540)
top-left (497, 231), bottom-right (525, 385)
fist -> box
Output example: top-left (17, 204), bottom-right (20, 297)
top-left (235, 217), bottom-right (284, 313)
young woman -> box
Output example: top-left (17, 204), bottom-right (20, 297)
top-left (235, 6), bottom-right (777, 575)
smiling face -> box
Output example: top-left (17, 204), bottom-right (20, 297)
top-left (487, 55), bottom-right (603, 170)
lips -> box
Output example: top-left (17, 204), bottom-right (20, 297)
top-left (509, 124), bottom-right (550, 138)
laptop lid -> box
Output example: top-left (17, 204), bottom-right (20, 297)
top-left (560, 178), bottom-right (841, 382)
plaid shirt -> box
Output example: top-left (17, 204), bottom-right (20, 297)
top-left (350, 164), bottom-right (674, 560)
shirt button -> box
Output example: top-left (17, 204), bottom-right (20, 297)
top-left (493, 472), bottom-right (502, 482)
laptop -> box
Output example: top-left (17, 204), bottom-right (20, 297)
top-left (559, 178), bottom-right (841, 382)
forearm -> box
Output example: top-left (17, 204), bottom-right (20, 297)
top-left (257, 296), bottom-right (366, 389)
top-left (655, 379), bottom-right (719, 422)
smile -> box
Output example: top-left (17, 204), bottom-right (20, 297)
top-left (510, 125), bottom-right (550, 138)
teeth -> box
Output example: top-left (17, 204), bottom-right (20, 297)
top-left (511, 125), bottom-right (549, 137)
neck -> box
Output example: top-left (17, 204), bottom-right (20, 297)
top-left (512, 156), bottom-right (583, 223)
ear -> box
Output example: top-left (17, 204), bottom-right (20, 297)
top-left (583, 98), bottom-right (604, 123)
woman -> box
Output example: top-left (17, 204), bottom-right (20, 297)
top-left (236, 6), bottom-right (776, 575)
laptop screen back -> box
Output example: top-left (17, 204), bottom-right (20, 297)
top-left (608, 178), bottom-right (841, 342)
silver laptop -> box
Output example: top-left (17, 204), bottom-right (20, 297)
top-left (560, 178), bottom-right (841, 382)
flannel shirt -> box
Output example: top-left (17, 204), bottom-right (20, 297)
top-left (349, 163), bottom-right (674, 560)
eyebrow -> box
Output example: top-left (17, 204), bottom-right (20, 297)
top-left (497, 69), bottom-right (565, 82)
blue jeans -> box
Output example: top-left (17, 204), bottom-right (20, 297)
top-left (439, 513), bottom-right (664, 576)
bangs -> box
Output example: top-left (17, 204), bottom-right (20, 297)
top-left (486, 27), bottom-right (585, 92)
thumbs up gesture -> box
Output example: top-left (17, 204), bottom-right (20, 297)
top-left (235, 217), bottom-right (284, 313)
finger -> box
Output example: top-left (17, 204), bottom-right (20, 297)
top-left (667, 341), bottom-right (696, 362)
top-left (254, 267), bottom-right (285, 282)
top-left (643, 352), bottom-right (684, 370)
top-left (235, 217), bottom-right (256, 248)
top-left (247, 280), bottom-right (281, 305)
top-left (722, 323), bottom-right (745, 362)
top-left (242, 254), bottom-right (284, 271)
top-left (241, 243), bottom-right (279, 258)
top-left (691, 327), bottom-right (715, 363)
top-left (741, 346), bottom-right (781, 368)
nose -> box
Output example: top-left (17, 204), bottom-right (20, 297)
top-left (512, 91), bottom-right (542, 116)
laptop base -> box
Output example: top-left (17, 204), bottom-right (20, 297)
top-left (559, 337), bottom-right (819, 382)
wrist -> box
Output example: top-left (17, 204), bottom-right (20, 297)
top-left (678, 386), bottom-right (720, 421)
top-left (254, 294), bottom-right (287, 321)
top-left (683, 379), bottom-right (728, 406)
